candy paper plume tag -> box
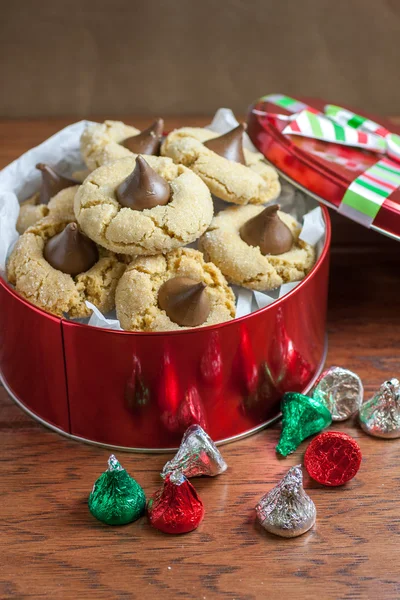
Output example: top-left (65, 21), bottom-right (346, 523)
top-left (161, 424), bottom-right (227, 479)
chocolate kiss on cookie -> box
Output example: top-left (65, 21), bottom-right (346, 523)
top-left (158, 277), bottom-right (211, 327)
top-left (44, 223), bottom-right (99, 276)
top-left (240, 204), bottom-right (294, 255)
top-left (203, 124), bottom-right (247, 165)
top-left (116, 155), bottom-right (171, 210)
top-left (121, 119), bottom-right (164, 155)
top-left (36, 164), bottom-right (77, 206)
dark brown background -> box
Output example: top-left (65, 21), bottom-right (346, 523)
top-left (2, 0), bottom-right (400, 118)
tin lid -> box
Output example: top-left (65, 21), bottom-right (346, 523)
top-left (247, 96), bottom-right (400, 241)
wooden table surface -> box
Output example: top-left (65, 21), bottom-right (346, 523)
top-left (1, 117), bottom-right (400, 600)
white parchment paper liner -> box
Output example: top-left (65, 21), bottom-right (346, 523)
top-left (0, 120), bottom-right (93, 275)
top-left (0, 111), bottom-right (325, 330)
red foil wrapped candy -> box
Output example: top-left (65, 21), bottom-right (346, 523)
top-left (304, 431), bottom-right (362, 486)
top-left (147, 472), bottom-right (205, 534)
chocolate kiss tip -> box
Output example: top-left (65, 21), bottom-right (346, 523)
top-left (44, 222), bottom-right (99, 277)
top-left (116, 155), bottom-right (171, 210)
top-left (158, 276), bottom-right (211, 327)
top-left (240, 204), bottom-right (293, 256)
top-left (35, 163), bottom-right (77, 205)
top-left (203, 123), bottom-right (247, 165)
top-left (121, 119), bottom-right (164, 155)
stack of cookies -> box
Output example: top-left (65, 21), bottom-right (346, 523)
top-left (7, 118), bottom-right (316, 331)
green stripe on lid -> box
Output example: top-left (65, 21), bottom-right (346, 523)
top-left (347, 114), bottom-right (367, 129)
top-left (377, 162), bottom-right (400, 177)
top-left (277, 96), bottom-right (297, 108)
top-left (332, 121), bottom-right (346, 142)
top-left (357, 178), bottom-right (389, 198)
top-left (341, 189), bottom-right (381, 219)
top-left (307, 112), bottom-right (324, 138)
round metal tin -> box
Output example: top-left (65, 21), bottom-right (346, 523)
top-left (0, 204), bottom-right (330, 451)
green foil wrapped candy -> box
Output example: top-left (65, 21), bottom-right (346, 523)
top-left (88, 455), bottom-right (146, 525)
top-left (276, 392), bottom-right (332, 456)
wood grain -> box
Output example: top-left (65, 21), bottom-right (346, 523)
top-left (1, 118), bottom-right (400, 600)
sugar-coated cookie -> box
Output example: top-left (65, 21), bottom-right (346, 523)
top-left (74, 155), bottom-right (214, 256)
top-left (16, 163), bottom-right (80, 234)
top-left (80, 119), bottom-right (164, 170)
top-left (116, 248), bottom-right (235, 331)
top-left (7, 216), bottom-right (125, 317)
top-left (161, 126), bottom-right (280, 205)
top-left (199, 205), bottom-right (315, 291)
top-left (16, 185), bottom-right (79, 234)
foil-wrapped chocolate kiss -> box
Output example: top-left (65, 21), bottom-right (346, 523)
top-left (310, 366), bottom-right (363, 421)
top-left (359, 378), bottom-right (400, 438)
top-left (161, 424), bottom-right (227, 479)
top-left (255, 465), bottom-right (316, 538)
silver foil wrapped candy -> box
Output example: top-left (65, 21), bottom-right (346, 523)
top-left (359, 378), bottom-right (400, 438)
top-left (161, 424), bottom-right (228, 479)
top-left (255, 465), bottom-right (316, 538)
top-left (310, 366), bottom-right (363, 421)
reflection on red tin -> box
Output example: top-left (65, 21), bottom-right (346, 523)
top-left (241, 361), bottom-right (277, 422)
top-left (282, 339), bottom-right (313, 390)
top-left (235, 324), bottom-right (259, 396)
top-left (162, 384), bottom-right (207, 434)
top-left (158, 349), bottom-right (180, 414)
top-left (125, 354), bottom-right (150, 413)
top-left (177, 385), bottom-right (207, 432)
top-left (268, 307), bottom-right (312, 392)
top-left (200, 330), bottom-right (223, 388)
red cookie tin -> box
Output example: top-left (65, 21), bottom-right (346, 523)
top-left (247, 96), bottom-right (400, 241)
top-left (0, 113), bottom-right (332, 451)
top-left (0, 205), bottom-right (330, 450)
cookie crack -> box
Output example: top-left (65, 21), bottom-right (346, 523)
top-left (99, 213), bottom-right (151, 252)
top-left (81, 197), bottom-right (118, 210)
top-left (146, 213), bottom-right (185, 242)
top-left (194, 168), bottom-right (234, 197)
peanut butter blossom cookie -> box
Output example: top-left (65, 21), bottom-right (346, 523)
top-left (7, 216), bottom-right (125, 317)
top-left (16, 164), bottom-right (79, 234)
top-left (74, 155), bottom-right (214, 255)
top-left (115, 248), bottom-right (235, 331)
top-left (81, 119), bottom-right (164, 170)
top-left (199, 204), bottom-right (315, 291)
top-left (161, 124), bottom-right (281, 205)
